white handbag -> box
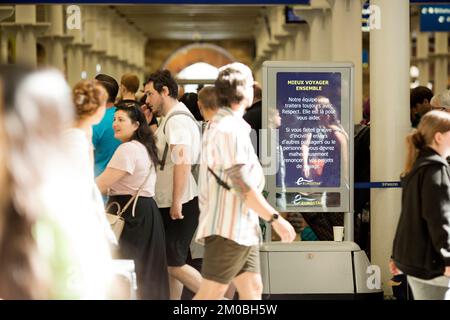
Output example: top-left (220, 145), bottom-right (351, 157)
top-left (105, 202), bottom-right (126, 242)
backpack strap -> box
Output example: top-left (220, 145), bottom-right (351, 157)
top-left (160, 111), bottom-right (201, 171)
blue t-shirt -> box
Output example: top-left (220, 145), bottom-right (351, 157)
top-left (92, 107), bottom-right (121, 177)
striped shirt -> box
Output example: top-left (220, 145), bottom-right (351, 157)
top-left (196, 107), bottom-right (264, 247)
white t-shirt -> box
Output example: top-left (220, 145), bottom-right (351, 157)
top-left (107, 140), bottom-right (156, 197)
top-left (154, 102), bottom-right (201, 208)
top-left (59, 129), bottom-right (116, 297)
top-left (63, 128), bottom-right (92, 179)
top-left (63, 128), bottom-right (118, 245)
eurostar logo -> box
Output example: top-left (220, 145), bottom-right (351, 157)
top-left (295, 177), bottom-right (313, 186)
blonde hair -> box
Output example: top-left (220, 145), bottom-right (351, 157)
top-left (73, 80), bottom-right (107, 120)
top-left (403, 110), bottom-right (450, 175)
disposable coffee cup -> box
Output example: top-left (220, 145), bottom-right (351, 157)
top-left (333, 226), bottom-right (344, 242)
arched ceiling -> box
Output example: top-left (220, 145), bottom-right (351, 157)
top-left (111, 5), bottom-right (265, 41)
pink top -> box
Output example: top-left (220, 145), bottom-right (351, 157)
top-left (107, 141), bottom-right (156, 198)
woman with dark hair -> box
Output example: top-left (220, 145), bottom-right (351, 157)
top-left (96, 104), bottom-right (169, 300)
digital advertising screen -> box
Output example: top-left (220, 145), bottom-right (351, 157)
top-left (263, 62), bottom-right (353, 213)
top-left (277, 71), bottom-right (343, 188)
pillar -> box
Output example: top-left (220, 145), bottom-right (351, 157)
top-left (271, 6), bottom-right (290, 61)
top-left (2, 5), bottom-right (49, 67)
top-left (66, 5), bottom-right (90, 87)
top-left (0, 6), bottom-right (14, 64)
top-left (84, 6), bottom-right (102, 78)
top-left (67, 43), bottom-right (88, 87)
top-left (294, 24), bottom-right (310, 61)
top-left (283, 26), bottom-right (297, 60)
top-left (102, 9), bottom-right (119, 80)
top-left (416, 32), bottom-right (430, 87)
top-left (252, 16), bottom-right (271, 82)
top-left (433, 32), bottom-right (449, 94)
top-left (370, 0), bottom-right (410, 295)
top-left (39, 5), bottom-right (73, 72)
top-left (329, 0), bottom-right (364, 123)
top-left (294, 0), bottom-right (332, 61)
top-left (413, 12), bottom-right (430, 87)
top-left (116, 21), bottom-right (128, 78)
top-left (137, 34), bottom-right (147, 83)
top-left (0, 33), bottom-right (7, 64)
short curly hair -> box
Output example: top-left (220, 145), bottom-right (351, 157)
top-left (72, 80), bottom-right (108, 119)
top-left (145, 69), bottom-right (178, 99)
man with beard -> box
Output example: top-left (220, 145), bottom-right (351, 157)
top-left (144, 70), bottom-right (202, 300)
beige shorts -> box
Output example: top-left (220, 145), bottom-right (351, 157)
top-left (201, 235), bottom-right (260, 284)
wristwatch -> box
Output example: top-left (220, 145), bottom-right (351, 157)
top-left (268, 213), bottom-right (280, 224)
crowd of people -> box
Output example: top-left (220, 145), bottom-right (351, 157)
top-left (0, 62), bottom-right (295, 300)
top-left (1, 60), bottom-right (449, 300)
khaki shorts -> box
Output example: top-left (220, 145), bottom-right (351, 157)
top-left (201, 235), bottom-right (260, 284)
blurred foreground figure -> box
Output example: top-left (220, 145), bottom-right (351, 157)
top-left (0, 65), bottom-right (113, 299)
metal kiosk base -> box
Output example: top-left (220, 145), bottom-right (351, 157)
top-left (260, 242), bottom-right (383, 300)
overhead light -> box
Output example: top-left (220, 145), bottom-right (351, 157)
top-left (410, 66), bottom-right (419, 78)
top-left (192, 32), bottom-right (202, 42)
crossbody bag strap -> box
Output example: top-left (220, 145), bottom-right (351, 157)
top-left (207, 167), bottom-right (231, 191)
top-left (118, 166), bottom-right (153, 218)
top-left (160, 111), bottom-right (201, 171)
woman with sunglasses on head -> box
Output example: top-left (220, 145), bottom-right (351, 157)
top-left (96, 105), bottom-right (169, 300)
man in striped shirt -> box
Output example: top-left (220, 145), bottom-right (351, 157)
top-left (194, 62), bottom-right (296, 300)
